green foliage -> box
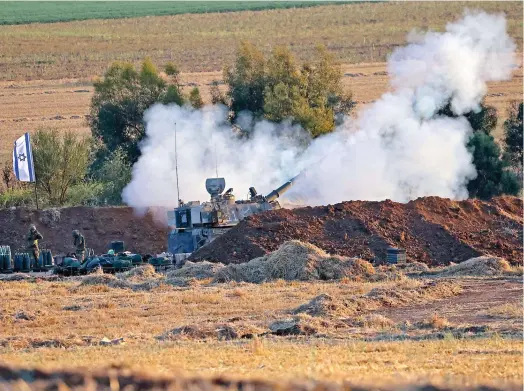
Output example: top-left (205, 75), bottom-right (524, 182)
top-left (0, 2), bottom-right (335, 25)
top-left (64, 182), bottom-right (104, 207)
top-left (93, 149), bottom-right (132, 205)
top-left (164, 62), bottom-right (180, 78)
top-left (503, 101), bottom-right (523, 172)
top-left (32, 128), bottom-right (91, 206)
top-left (225, 41), bottom-right (267, 120)
top-left (210, 81), bottom-right (228, 106)
top-left (0, 188), bottom-right (35, 209)
top-left (466, 132), bottom-right (520, 199)
top-left (90, 58), bottom-right (184, 165)
top-left (438, 101), bottom-right (521, 199)
top-left (225, 43), bottom-right (355, 137)
top-left (189, 87), bottom-right (204, 109)
top-left (438, 101), bottom-right (498, 135)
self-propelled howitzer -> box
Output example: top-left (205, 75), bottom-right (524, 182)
top-left (167, 175), bottom-right (300, 255)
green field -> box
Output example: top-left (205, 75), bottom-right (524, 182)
top-left (0, 1), bottom-right (342, 25)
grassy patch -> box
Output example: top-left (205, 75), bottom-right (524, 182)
top-left (0, 1), bottom-right (337, 25)
top-left (485, 303), bottom-right (523, 319)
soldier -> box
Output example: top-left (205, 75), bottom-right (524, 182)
top-left (72, 230), bottom-right (86, 263)
top-left (27, 224), bottom-right (43, 267)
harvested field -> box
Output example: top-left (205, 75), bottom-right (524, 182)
top-left (0, 275), bottom-right (521, 388)
top-left (290, 279), bottom-right (462, 319)
top-left (0, 206), bottom-right (167, 255)
top-left (190, 196), bottom-right (523, 265)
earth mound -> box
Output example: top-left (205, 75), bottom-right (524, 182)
top-left (190, 196), bottom-right (523, 265)
top-left (0, 206), bottom-right (167, 255)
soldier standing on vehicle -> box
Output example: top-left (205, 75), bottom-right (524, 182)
top-left (27, 224), bottom-right (43, 267)
top-left (72, 230), bottom-right (86, 263)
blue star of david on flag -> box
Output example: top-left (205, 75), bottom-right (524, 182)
top-left (13, 133), bottom-right (35, 182)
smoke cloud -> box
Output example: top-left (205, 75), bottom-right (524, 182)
top-left (122, 11), bottom-right (516, 212)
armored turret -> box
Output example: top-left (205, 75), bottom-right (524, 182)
top-left (167, 175), bottom-right (300, 255)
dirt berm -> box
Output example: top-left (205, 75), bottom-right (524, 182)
top-left (0, 207), bottom-right (167, 255)
top-left (190, 196), bottom-right (523, 265)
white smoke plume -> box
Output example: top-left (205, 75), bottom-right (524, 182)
top-left (123, 11), bottom-right (516, 213)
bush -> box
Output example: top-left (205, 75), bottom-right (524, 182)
top-left (32, 128), bottom-right (91, 206)
top-left (93, 149), bottom-right (132, 205)
top-left (503, 101), bottom-right (523, 175)
top-left (64, 182), bottom-right (104, 206)
top-left (0, 188), bottom-right (35, 208)
top-left (189, 87), bottom-right (204, 109)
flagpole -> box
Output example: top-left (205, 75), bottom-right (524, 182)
top-left (34, 178), bottom-right (39, 210)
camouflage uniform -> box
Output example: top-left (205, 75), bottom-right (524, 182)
top-left (73, 230), bottom-right (86, 263)
top-left (27, 225), bottom-right (43, 267)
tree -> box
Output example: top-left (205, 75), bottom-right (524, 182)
top-left (32, 128), bottom-right (91, 205)
top-left (94, 148), bottom-right (132, 205)
top-left (300, 46), bottom-right (355, 121)
top-left (438, 101), bottom-right (498, 133)
top-left (189, 87), bottom-right (204, 109)
top-left (503, 101), bottom-right (523, 174)
top-left (263, 46), bottom-right (302, 122)
top-left (224, 41), bottom-right (267, 121)
top-left (224, 42), bottom-right (355, 137)
top-left (209, 80), bottom-right (228, 106)
top-left (438, 101), bottom-right (521, 199)
top-left (90, 58), bottom-right (184, 165)
top-left (467, 131), bottom-right (520, 199)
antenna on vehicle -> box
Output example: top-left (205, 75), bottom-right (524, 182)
top-left (214, 142), bottom-right (219, 179)
top-left (174, 122), bottom-right (181, 206)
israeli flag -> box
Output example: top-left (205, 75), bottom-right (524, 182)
top-left (13, 132), bottom-right (36, 182)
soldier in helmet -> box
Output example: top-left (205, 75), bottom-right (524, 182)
top-left (72, 230), bottom-right (86, 263)
top-left (27, 224), bottom-right (43, 267)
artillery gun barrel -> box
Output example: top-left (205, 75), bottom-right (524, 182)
top-left (265, 174), bottom-right (301, 202)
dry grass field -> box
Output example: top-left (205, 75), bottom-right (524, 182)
top-left (0, 271), bottom-right (522, 388)
top-left (0, 2), bottom-right (521, 80)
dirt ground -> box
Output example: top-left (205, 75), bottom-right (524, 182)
top-left (376, 278), bottom-right (523, 332)
top-left (190, 196), bottom-right (523, 265)
top-left (0, 62), bottom-right (521, 162)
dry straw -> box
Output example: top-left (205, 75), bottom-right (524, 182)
top-left (213, 240), bottom-right (379, 283)
top-left (432, 256), bottom-right (520, 277)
